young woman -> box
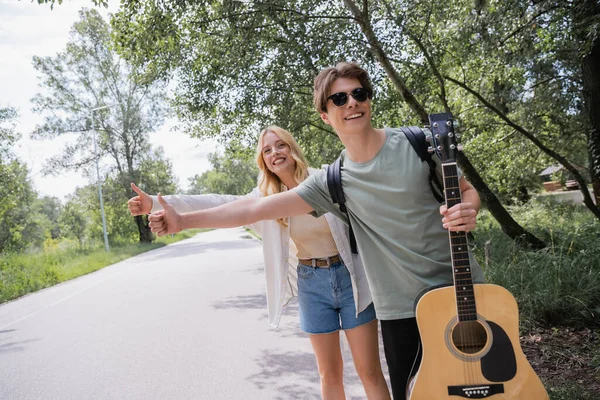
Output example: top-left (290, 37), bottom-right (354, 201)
top-left (128, 126), bottom-right (390, 400)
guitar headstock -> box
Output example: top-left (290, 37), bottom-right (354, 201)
top-left (427, 113), bottom-right (462, 163)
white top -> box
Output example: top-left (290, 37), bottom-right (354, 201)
top-left (151, 185), bottom-right (373, 328)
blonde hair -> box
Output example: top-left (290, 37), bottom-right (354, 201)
top-left (313, 62), bottom-right (373, 113)
top-left (255, 126), bottom-right (310, 226)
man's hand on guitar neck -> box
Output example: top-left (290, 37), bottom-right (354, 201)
top-left (440, 176), bottom-right (480, 232)
top-left (440, 202), bottom-right (477, 232)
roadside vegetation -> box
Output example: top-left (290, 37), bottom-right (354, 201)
top-left (0, 230), bottom-right (208, 304)
top-left (473, 198), bottom-right (600, 399)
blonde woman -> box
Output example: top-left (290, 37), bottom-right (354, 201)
top-left (128, 126), bottom-right (390, 400)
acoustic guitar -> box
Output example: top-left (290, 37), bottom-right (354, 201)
top-left (408, 113), bottom-right (549, 399)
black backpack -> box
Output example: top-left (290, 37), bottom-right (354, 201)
top-left (326, 126), bottom-right (444, 254)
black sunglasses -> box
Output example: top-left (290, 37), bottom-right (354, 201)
top-left (327, 87), bottom-right (371, 108)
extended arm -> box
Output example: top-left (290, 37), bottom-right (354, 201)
top-left (127, 181), bottom-right (255, 215)
top-left (149, 190), bottom-right (314, 236)
top-left (149, 192), bottom-right (252, 214)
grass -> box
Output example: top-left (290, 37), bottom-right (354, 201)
top-left (472, 197), bottom-right (600, 329)
top-left (470, 197), bottom-right (600, 398)
top-left (0, 229), bottom-right (208, 304)
top-left (548, 384), bottom-right (595, 400)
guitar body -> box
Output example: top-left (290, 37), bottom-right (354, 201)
top-left (409, 283), bottom-right (548, 399)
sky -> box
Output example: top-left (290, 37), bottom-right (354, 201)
top-left (0, 0), bottom-right (218, 200)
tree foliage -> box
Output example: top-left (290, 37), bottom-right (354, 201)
top-left (187, 143), bottom-right (258, 195)
top-left (59, 198), bottom-right (88, 246)
top-left (31, 8), bottom-right (173, 242)
top-left (36, 196), bottom-right (62, 239)
top-left (0, 160), bottom-right (42, 253)
top-left (0, 106), bottom-right (20, 152)
top-left (34, 0), bottom-right (109, 10)
top-left (112, 0), bottom-right (600, 240)
top-left (0, 107), bottom-right (45, 253)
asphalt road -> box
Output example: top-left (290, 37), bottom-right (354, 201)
top-left (0, 228), bottom-right (389, 400)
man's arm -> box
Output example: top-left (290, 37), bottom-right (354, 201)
top-left (127, 181), bottom-right (257, 215)
top-left (440, 176), bottom-right (480, 232)
top-left (149, 190), bottom-right (314, 236)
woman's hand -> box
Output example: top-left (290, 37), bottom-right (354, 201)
top-left (148, 194), bottom-right (183, 236)
top-left (127, 182), bottom-right (153, 216)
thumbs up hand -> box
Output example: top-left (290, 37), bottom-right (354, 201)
top-left (127, 182), bottom-right (153, 216)
top-left (148, 193), bottom-right (183, 236)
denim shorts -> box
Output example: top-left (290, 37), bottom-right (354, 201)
top-left (296, 260), bottom-right (376, 334)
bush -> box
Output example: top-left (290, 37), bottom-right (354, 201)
top-left (473, 199), bottom-right (600, 329)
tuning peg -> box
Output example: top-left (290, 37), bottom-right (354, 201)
top-left (453, 120), bottom-right (459, 130)
top-left (457, 144), bottom-right (464, 151)
top-left (427, 146), bottom-right (435, 153)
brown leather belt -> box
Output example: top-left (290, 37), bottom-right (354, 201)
top-left (298, 254), bottom-right (341, 268)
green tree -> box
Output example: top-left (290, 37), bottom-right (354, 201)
top-left (108, 149), bottom-right (179, 244)
top-left (34, 0), bottom-right (108, 10)
top-left (112, 0), bottom-right (563, 247)
top-left (59, 199), bottom-right (88, 246)
top-left (414, 0), bottom-right (599, 215)
top-left (188, 143), bottom-right (258, 195)
top-left (31, 8), bottom-right (170, 243)
top-left (0, 161), bottom-right (43, 252)
top-left (36, 196), bottom-right (62, 239)
top-left (63, 148), bottom-right (178, 246)
top-left (0, 107), bottom-right (45, 252)
top-left (136, 148), bottom-right (179, 197)
top-left (0, 107), bottom-right (19, 149)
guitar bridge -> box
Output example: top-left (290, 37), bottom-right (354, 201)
top-left (448, 384), bottom-right (504, 398)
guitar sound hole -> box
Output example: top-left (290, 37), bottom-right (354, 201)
top-left (452, 321), bottom-right (488, 354)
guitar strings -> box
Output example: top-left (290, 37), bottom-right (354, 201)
top-left (443, 162), bottom-right (479, 386)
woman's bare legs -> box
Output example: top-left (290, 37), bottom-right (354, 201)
top-left (345, 320), bottom-right (391, 399)
top-left (309, 321), bottom-right (390, 399)
top-left (309, 331), bottom-right (346, 400)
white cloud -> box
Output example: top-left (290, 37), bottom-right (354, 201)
top-left (0, 0), bottom-right (218, 200)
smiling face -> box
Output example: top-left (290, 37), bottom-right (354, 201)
top-left (319, 77), bottom-right (373, 135)
top-left (260, 130), bottom-right (296, 177)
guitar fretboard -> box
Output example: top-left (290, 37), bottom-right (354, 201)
top-left (442, 163), bottom-right (477, 321)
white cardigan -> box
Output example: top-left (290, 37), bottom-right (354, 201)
top-left (150, 188), bottom-right (373, 328)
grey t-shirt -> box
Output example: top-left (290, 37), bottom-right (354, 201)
top-left (293, 127), bottom-right (484, 320)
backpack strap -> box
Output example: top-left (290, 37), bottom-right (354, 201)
top-left (327, 157), bottom-right (346, 209)
top-left (401, 126), bottom-right (476, 244)
top-left (326, 156), bottom-right (358, 254)
top-left (401, 126), bottom-right (445, 203)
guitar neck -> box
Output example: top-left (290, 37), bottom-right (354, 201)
top-left (442, 162), bottom-right (477, 321)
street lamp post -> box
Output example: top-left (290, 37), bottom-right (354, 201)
top-left (90, 105), bottom-right (114, 252)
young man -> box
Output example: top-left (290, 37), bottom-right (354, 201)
top-left (149, 62), bottom-right (484, 399)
